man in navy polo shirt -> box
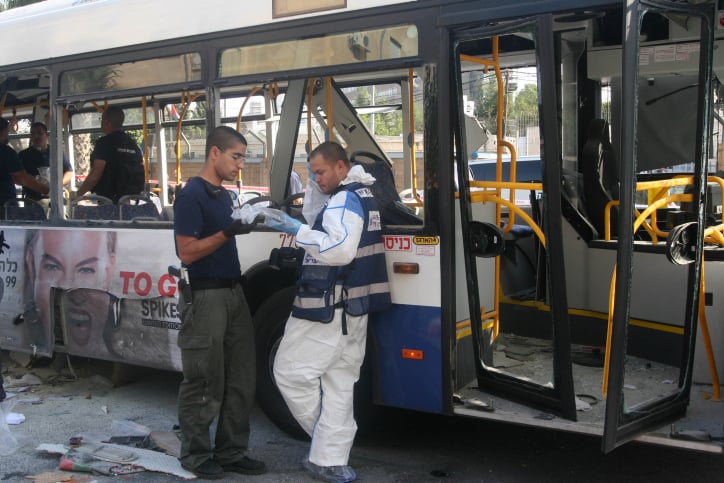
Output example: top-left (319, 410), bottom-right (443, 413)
top-left (173, 126), bottom-right (265, 480)
top-left (0, 117), bottom-right (49, 218)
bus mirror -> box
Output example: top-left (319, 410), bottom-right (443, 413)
top-left (665, 222), bottom-right (698, 265)
top-left (469, 221), bottom-right (505, 258)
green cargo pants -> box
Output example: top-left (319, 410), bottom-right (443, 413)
top-left (176, 282), bottom-right (256, 469)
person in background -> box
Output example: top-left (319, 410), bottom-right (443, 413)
top-left (288, 169), bottom-right (303, 196)
top-left (173, 126), bottom-right (265, 479)
top-left (76, 106), bottom-right (144, 203)
top-left (0, 117), bottom-right (49, 217)
top-left (18, 122), bottom-right (74, 201)
top-left (265, 141), bottom-right (391, 483)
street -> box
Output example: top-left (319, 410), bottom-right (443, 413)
top-left (0, 352), bottom-right (721, 482)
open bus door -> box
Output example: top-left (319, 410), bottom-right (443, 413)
top-left (602, 0), bottom-right (715, 452)
top-left (451, 15), bottom-right (576, 420)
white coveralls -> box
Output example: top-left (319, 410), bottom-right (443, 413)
top-left (273, 166), bottom-right (374, 467)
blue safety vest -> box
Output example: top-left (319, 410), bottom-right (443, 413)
top-left (291, 182), bottom-right (391, 324)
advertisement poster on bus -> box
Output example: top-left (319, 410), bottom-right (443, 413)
top-left (0, 227), bottom-right (182, 371)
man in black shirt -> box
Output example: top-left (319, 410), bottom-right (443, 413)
top-left (0, 117), bottom-right (49, 216)
top-left (77, 106), bottom-right (144, 203)
top-left (18, 122), bottom-right (74, 201)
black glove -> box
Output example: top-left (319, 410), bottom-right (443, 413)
top-left (223, 219), bottom-right (256, 237)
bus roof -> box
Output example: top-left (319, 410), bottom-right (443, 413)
top-left (0, 0), bottom-right (414, 68)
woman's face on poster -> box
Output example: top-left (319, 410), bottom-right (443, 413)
top-left (29, 231), bottom-right (115, 346)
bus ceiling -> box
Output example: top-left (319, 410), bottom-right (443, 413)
top-left (0, 72), bottom-right (50, 113)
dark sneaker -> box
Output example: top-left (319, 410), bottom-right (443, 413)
top-left (221, 455), bottom-right (267, 475)
top-left (182, 459), bottom-right (224, 479)
top-left (302, 459), bottom-right (357, 483)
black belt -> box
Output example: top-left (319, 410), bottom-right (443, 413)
top-left (190, 278), bottom-right (240, 291)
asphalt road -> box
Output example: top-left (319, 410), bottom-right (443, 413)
top-left (0, 352), bottom-right (721, 482)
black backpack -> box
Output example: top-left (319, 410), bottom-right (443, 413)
top-left (114, 137), bottom-right (145, 197)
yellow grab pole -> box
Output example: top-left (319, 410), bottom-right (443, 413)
top-left (141, 96), bottom-right (149, 183)
top-left (326, 77), bottom-right (333, 141)
top-left (407, 68), bottom-right (423, 207)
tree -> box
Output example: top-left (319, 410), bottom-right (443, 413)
top-left (475, 80), bottom-right (500, 134)
top-left (509, 84), bottom-right (538, 119)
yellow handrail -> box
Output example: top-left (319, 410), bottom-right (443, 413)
top-left (602, 191), bottom-right (724, 397)
top-left (141, 96), bottom-right (149, 183)
top-left (466, 183), bottom-right (546, 247)
top-left (494, 140), bottom-right (521, 232)
top-left (236, 86), bottom-right (262, 132)
top-left (235, 86), bottom-right (263, 185)
top-left (307, 79), bottom-right (316, 154)
top-left (174, 91), bottom-right (203, 185)
top-left (604, 175), bottom-right (724, 242)
top-left (460, 37), bottom-right (526, 339)
top-left (407, 68), bottom-right (423, 208)
top-left (326, 77), bottom-right (333, 142)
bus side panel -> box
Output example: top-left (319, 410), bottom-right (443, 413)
top-left (370, 304), bottom-right (443, 413)
top-left (0, 226), bottom-right (183, 364)
top-left (0, 228), bottom-right (29, 353)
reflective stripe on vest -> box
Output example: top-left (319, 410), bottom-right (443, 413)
top-left (291, 182), bottom-right (391, 322)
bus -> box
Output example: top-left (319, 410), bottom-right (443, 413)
top-left (0, 0), bottom-right (721, 454)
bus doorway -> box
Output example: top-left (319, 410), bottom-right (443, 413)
top-left (451, 15), bottom-right (576, 421)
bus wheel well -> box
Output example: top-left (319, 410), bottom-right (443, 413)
top-left (243, 261), bottom-right (297, 318)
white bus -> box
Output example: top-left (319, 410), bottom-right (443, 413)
top-left (0, 0), bottom-right (721, 454)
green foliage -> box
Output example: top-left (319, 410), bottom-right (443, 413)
top-left (509, 84), bottom-right (538, 119)
top-left (351, 84), bottom-right (425, 138)
top-left (0, 0), bottom-right (45, 12)
top-left (475, 80), bottom-right (500, 133)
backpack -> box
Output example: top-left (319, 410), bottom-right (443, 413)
top-left (113, 137), bottom-right (145, 197)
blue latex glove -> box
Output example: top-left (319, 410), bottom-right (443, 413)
top-left (266, 212), bottom-right (302, 235)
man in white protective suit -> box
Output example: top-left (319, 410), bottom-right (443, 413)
top-left (263, 141), bottom-right (391, 483)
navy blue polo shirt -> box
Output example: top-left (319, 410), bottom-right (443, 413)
top-left (0, 143), bottom-right (23, 207)
top-left (173, 176), bottom-right (241, 281)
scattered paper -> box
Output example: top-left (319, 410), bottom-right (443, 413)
top-left (5, 412), bottom-right (25, 425)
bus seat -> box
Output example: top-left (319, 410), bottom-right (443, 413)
top-left (161, 206), bottom-right (174, 221)
top-left (581, 119), bottom-right (618, 237)
top-left (349, 150), bottom-right (423, 226)
top-left (71, 194), bottom-right (119, 220)
top-left (3, 198), bottom-right (46, 221)
top-left (119, 194), bottom-right (161, 221)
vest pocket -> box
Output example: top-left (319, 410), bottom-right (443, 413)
top-left (291, 267), bottom-right (337, 322)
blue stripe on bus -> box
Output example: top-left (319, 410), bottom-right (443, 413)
top-left (369, 304), bottom-right (442, 413)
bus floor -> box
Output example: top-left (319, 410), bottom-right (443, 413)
top-left (453, 333), bottom-right (723, 454)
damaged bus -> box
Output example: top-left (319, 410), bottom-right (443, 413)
top-left (0, 0), bottom-right (721, 454)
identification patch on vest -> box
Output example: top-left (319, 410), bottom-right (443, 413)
top-left (355, 187), bottom-right (374, 198)
top-left (302, 252), bottom-right (320, 265)
top-left (368, 210), bottom-right (382, 231)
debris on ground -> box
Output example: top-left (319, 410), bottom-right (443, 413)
top-left (38, 441), bottom-right (196, 479)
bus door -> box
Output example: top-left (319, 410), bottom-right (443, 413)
top-left (602, 0), bottom-right (715, 452)
top-left (451, 15), bottom-right (576, 419)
